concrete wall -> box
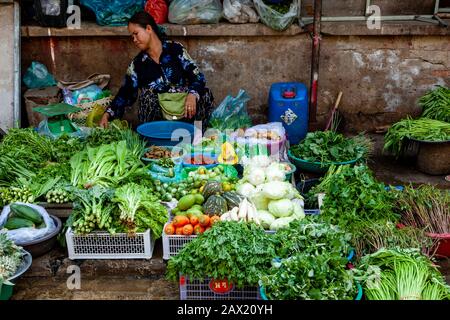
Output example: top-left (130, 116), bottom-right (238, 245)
top-left (0, 1), bottom-right (16, 131)
top-left (21, 31), bottom-right (450, 132)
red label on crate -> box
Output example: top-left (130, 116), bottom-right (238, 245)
top-left (209, 279), bottom-right (234, 294)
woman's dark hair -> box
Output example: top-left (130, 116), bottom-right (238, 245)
top-left (129, 11), bottom-right (167, 41)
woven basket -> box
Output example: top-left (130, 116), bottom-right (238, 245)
top-left (68, 96), bottom-right (113, 126)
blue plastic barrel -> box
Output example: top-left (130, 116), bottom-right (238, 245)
top-left (268, 82), bottom-right (308, 145)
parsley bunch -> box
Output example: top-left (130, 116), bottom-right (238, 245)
top-left (166, 221), bottom-right (276, 288)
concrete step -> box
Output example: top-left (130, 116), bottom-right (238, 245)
top-left (22, 239), bottom-right (168, 279)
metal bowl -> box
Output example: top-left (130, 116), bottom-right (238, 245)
top-left (17, 215), bottom-right (62, 258)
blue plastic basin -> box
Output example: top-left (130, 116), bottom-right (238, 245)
top-left (137, 121), bottom-right (195, 147)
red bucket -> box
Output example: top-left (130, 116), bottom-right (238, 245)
top-left (426, 233), bottom-right (450, 258)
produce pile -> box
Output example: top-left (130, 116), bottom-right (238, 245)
top-left (419, 86), bottom-right (450, 123)
top-left (0, 233), bottom-right (23, 288)
top-left (3, 204), bottom-right (46, 230)
top-left (384, 117), bottom-right (450, 156)
top-left (290, 131), bottom-right (372, 164)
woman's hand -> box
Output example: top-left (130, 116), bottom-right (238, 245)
top-left (184, 93), bottom-right (197, 119)
top-left (99, 112), bottom-right (110, 128)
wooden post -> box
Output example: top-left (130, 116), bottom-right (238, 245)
top-left (309, 0), bottom-right (322, 130)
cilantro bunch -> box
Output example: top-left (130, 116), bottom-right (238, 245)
top-left (166, 221), bottom-right (276, 288)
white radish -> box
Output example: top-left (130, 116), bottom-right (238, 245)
top-left (238, 198), bottom-right (248, 220)
top-left (230, 207), bottom-right (239, 221)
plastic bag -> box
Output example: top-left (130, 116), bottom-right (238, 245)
top-left (37, 119), bottom-right (85, 139)
top-left (168, 0), bottom-right (222, 24)
top-left (252, 0), bottom-right (299, 31)
top-left (209, 89), bottom-right (253, 131)
top-left (223, 0), bottom-right (259, 23)
top-left (80, 0), bottom-right (145, 26)
top-left (0, 203), bottom-right (56, 245)
top-left (40, 0), bottom-right (62, 16)
top-left (70, 84), bottom-right (103, 105)
top-left (23, 61), bottom-right (57, 89)
top-left (145, 0), bottom-right (168, 24)
top-left (233, 122), bottom-right (288, 160)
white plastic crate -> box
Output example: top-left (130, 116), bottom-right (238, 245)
top-left (179, 275), bottom-right (260, 300)
top-left (66, 228), bottom-right (154, 260)
top-left (162, 209), bottom-right (320, 260)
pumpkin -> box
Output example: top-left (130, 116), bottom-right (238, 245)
top-left (202, 181), bottom-right (223, 199)
top-left (202, 195), bottom-right (228, 216)
top-left (222, 191), bottom-right (243, 209)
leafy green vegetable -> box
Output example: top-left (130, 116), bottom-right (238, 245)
top-left (419, 86), bottom-right (450, 122)
top-left (167, 221), bottom-right (276, 288)
top-left (70, 140), bottom-right (148, 189)
top-left (384, 117), bottom-right (450, 157)
top-left (290, 131), bottom-right (372, 163)
top-left (260, 219), bottom-right (356, 300)
top-left (353, 248), bottom-right (450, 300)
top-left (112, 183), bottom-right (168, 238)
top-left (396, 184), bottom-right (450, 235)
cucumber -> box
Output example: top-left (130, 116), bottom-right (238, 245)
top-left (4, 217), bottom-right (35, 230)
top-left (10, 203), bottom-right (43, 224)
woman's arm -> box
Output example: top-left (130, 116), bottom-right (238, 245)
top-left (179, 46), bottom-right (206, 100)
top-left (105, 61), bottom-right (139, 120)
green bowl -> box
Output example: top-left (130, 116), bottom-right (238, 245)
top-left (141, 145), bottom-right (186, 164)
top-left (287, 149), bottom-right (360, 174)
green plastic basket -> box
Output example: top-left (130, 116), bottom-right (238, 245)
top-left (287, 149), bottom-right (360, 174)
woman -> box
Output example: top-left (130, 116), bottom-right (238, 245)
top-left (99, 11), bottom-right (214, 129)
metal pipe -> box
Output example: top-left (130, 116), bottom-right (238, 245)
top-left (13, 0), bottom-right (20, 128)
top-left (435, 0), bottom-right (440, 14)
top-left (308, 0), bottom-right (321, 126)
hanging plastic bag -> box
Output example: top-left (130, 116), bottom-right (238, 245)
top-left (23, 61), bottom-right (57, 89)
top-left (209, 89), bottom-right (253, 131)
top-left (80, 0), bottom-right (145, 26)
top-left (0, 203), bottom-right (56, 244)
top-left (145, 0), bottom-right (168, 24)
top-left (223, 0), bottom-right (259, 23)
top-left (168, 0), bottom-right (222, 24)
top-left (252, 0), bottom-right (299, 31)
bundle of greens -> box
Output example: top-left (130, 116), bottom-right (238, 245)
top-left (384, 117), bottom-right (450, 157)
top-left (112, 183), bottom-right (168, 238)
top-left (0, 234), bottom-right (23, 289)
top-left (419, 86), bottom-right (450, 122)
top-left (290, 131), bottom-right (372, 163)
top-left (354, 248), bottom-right (450, 300)
top-left (208, 116), bottom-right (252, 131)
top-left (397, 184), bottom-right (449, 235)
top-left (352, 220), bottom-right (434, 259)
top-left (70, 140), bottom-right (148, 189)
top-left (310, 165), bottom-right (399, 235)
top-left (260, 219), bottom-right (357, 300)
top-left (167, 221), bottom-right (276, 288)
top-left (68, 186), bottom-right (116, 234)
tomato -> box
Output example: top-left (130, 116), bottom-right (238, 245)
top-left (175, 227), bottom-right (184, 235)
top-left (164, 223), bottom-right (175, 235)
top-left (209, 215), bottom-right (220, 225)
top-left (198, 215), bottom-right (210, 227)
top-left (182, 224), bottom-right (194, 235)
top-left (190, 216), bottom-right (199, 226)
top-left (172, 215), bottom-right (189, 228)
top-left (193, 225), bottom-right (205, 235)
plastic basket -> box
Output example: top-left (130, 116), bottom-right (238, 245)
top-left (179, 275), bottom-right (261, 300)
top-left (288, 149), bottom-right (360, 174)
top-left (162, 209), bottom-right (320, 260)
top-left (66, 228), bottom-right (154, 260)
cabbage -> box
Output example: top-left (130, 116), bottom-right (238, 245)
top-left (270, 216), bottom-right (295, 231)
top-left (266, 162), bottom-right (286, 182)
top-left (268, 199), bottom-right (293, 218)
top-left (284, 184), bottom-right (302, 200)
top-left (261, 181), bottom-right (291, 199)
top-left (292, 200), bottom-right (305, 219)
top-left (236, 182), bottom-right (256, 198)
top-left (250, 193), bottom-right (270, 210)
top-left (246, 167), bottom-right (266, 186)
top-left (257, 210), bottom-right (275, 229)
